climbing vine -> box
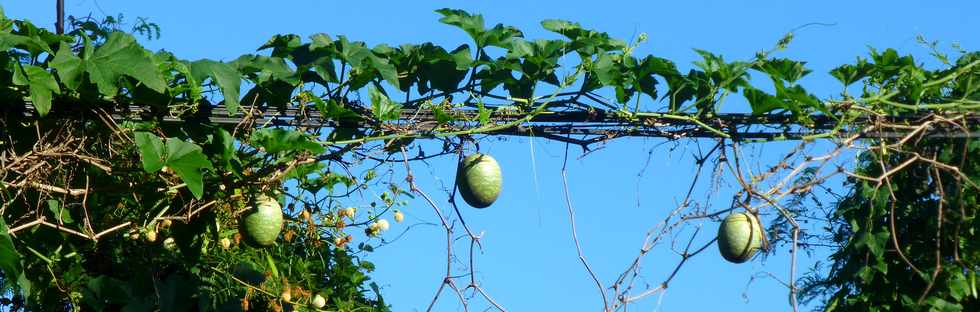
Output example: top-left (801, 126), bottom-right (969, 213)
top-left (0, 4), bottom-right (978, 311)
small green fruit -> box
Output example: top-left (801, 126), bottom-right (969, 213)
top-left (717, 212), bottom-right (764, 263)
top-left (220, 237), bottom-right (232, 250)
top-left (311, 293), bottom-right (326, 308)
top-left (241, 195), bottom-right (284, 247)
top-left (144, 230), bottom-right (158, 243)
top-left (163, 237), bottom-right (177, 251)
top-left (456, 153), bottom-right (502, 208)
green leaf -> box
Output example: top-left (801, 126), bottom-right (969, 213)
top-left (257, 34), bottom-right (302, 57)
top-left (743, 87), bottom-right (794, 115)
top-left (435, 8), bottom-right (521, 48)
top-left (431, 105), bottom-right (452, 125)
top-left (15, 64), bottom-right (61, 116)
top-left (312, 97), bottom-right (361, 122)
top-left (0, 29), bottom-right (54, 56)
top-left (46, 199), bottom-right (74, 224)
top-left (477, 100), bottom-right (490, 125)
top-left (211, 128), bottom-right (237, 170)
top-left (85, 32), bottom-right (167, 96)
top-left (541, 19), bottom-right (626, 55)
top-left (309, 33), bottom-right (334, 50)
top-left (369, 54), bottom-right (401, 89)
top-left (0, 217), bottom-right (24, 295)
top-left (435, 9), bottom-right (486, 45)
top-left (233, 54), bottom-right (296, 84)
top-left (190, 59), bottom-right (242, 114)
top-left (250, 128), bottom-right (326, 155)
top-left (370, 87), bottom-right (402, 121)
top-left (49, 41), bottom-right (84, 91)
top-left (134, 132), bottom-right (166, 173)
top-left (830, 58), bottom-right (872, 86)
top-left (753, 58), bottom-right (811, 83)
top-left (164, 138), bottom-right (213, 199)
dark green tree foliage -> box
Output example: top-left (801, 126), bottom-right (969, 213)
top-left (804, 138), bottom-right (980, 311)
top-left (801, 53), bottom-right (980, 311)
top-left (0, 8), bottom-right (388, 312)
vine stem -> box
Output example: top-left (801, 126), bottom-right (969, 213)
top-left (561, 137), bottom-right (609, 311)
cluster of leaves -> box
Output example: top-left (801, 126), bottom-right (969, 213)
top-left (800, 137), bottom-right (980, 311)
top-left (784, 44), bottom-right (980, 312)
top-left (0, 6), bottom-right (397, 311)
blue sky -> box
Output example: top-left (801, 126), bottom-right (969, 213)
top-left (4, 1), bottom-right (980, 311)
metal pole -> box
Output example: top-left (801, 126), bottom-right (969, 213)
top-left (56, 0), bottom-right (65, 34)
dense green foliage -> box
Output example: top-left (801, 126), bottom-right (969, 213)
top-left (802, 137), bottom-right (980, 311)
top-left (0, 3), bottom-right (978, 311)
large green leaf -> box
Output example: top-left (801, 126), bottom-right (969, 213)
top-left (134, 133), bottom-right (212, 198)
top-left (250, 128), bottom-right (326, 155)
top-left (12, 64), bottom-right (60, 116)
top-left (435, 8), bottom-right (521, 48)
top-left (0, 217), bottom-right (24, 294)
top-left (753, 58), bottom-right (811, 83)
top-left (134, 132), bottom-right (166, 173)
top-left (190, 59), bottom-right (242, 114)
top-left (0, 29), bottom-right (54, 56)
top-left (49, 41), bottom-right (84, 91)
top-left (164, 138), bottom-right (213, 199)
top-left (435, 9), bottom-right (486, 45)
top-left (85, 32), bottom-right (167, 96)
top-left (370, 87), bottom-right (401, 121)
top-left (743, 87), bottom-right (790, 115)
top-left (210, 128), bottom-right (237, 171)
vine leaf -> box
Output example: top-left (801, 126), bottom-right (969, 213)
top-left (190, 59), bottom-right (242, 114)
top-left (830, 58), bottom-right (872, 86)
top-left (541, 19), bottom-right (627, 56)
top-left (49, 42), bottom-right (84, 91)
top-left (134, 132), bottom-right (213, 198)
top-left (370, 87), bottom-right (402, 121)
top-left (134, 132), bottom-right (166, 173)
top-left (753, 58), bottom-right (811, 83)
top-left (210, 128), bottom-right (237, 171)
top-left (743, 87), bottom-right (785, 115)
top-left (12, 64), bottom-right (60, 116)
top-left (164, 138), bottom-right (213, 199)
top-left (0, 26), bottom-right (55, 56)
top-left (436, 8), bottom-right (521, 48)
top-left (85, 32), bottom-right (167, 96)
top-left (0, 217), bottom-right (25, 296)
top-left (46, 199), bottom-right (74, 224)
top-left (250, 128), bottom-right (326, 155)
top-left (436, 9), bottom-right (487, 45)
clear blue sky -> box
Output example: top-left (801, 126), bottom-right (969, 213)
top-left (4, 1), bottom-right (980, 311)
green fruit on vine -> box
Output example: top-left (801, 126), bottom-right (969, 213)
top-left (311, 293), bottom-right (326, 308)
top-left (240, 195), bottom-right (284, 247)
top-left (163, 237), bottom-right (177, 251)
top-left (144, 230), bottom-right (158, 243)
top-left (456, 153), bottom-right (502, 208)
top-left (717, 212), bottom-right (764, 264)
